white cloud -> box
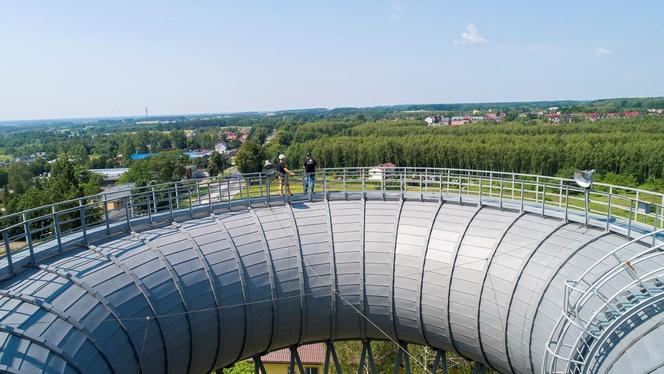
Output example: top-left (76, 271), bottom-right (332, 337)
top-left (389, 0), bottom-right (404, 19)
top-left (593, 47), bottom-right (611, 57)
top-left (454, 23), bottom-right (488, 45)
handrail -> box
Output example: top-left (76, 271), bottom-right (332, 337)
top-left (543, 228), bottom-right (664, 373)
top-left (1, 167), bottom-right (663, 283)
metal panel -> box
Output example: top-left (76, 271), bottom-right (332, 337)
top-left (328, 200), bottom-right (364, 339)
top-left (478, 214), bottom-right (562, 373)
top-left (449, 208), bottom-right (519, 363)
top-left (1, 196), bottom-right (663, 374)
top-left (289, 202), bottom-right (333, 341)
top-left (252, 206), bottom-right (302, 349)
top-left (393, 200), bottom-right (440, 345)
top-left (507, 224), bottom-right (603, 374)
top-left (421, 203), bottom-right (479, 351)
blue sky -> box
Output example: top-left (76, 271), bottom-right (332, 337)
top-left (1, 1), bottom-right (663, 121)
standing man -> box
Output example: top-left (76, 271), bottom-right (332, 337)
top-left (304, 152), bottom-right (316, 194)
top-left (276, 154), bottom-right (295, 196)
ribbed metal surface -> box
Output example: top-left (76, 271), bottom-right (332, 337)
top-left (0, 198), bottom-right (662, 374)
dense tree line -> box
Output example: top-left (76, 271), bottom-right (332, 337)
top-left (278, 119), bottom-right (664, 185)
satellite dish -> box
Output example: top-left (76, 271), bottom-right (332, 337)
top-left (573, 169), bottom-right (595, 189)
top-left (262, 160), bottom-right (276, 176)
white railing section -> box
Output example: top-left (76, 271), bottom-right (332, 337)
top-left (543, 229), bottom-right (664, 373)
top-left (0, 167), bottom-right (663, 281)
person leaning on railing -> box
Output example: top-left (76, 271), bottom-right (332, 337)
top-left (304, 152), bottom-right (316, 193)
top-left (277, 154), bottom-right (295, 196)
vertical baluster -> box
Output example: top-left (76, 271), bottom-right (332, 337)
top-left (3, 230), bottom-right (13, 275)
top-left (79, 198), bottom-right (87, 245)
top-left (52, 205), bottom-right (63, 253)
top-left (22, 212), bottom-right (34, 265)
top-left (102, 193), bottom-right (110, 235)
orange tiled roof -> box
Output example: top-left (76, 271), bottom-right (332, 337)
top-left (259, 343), bottom-right (325, 364)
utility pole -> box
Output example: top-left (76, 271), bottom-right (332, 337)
top-left (145, 107), bottom-right (149, 121)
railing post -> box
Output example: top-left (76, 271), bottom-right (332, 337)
top-left (151, 185), bottom-right (157, 213)
top-left (267, 176), bottom-right (271, 205)
top-left (227, 180), bottom-right (231, 209)
top-left (175, 182), bottom-right (180, 209)
top-left (22, 212), bottom-right (34, 265)
top-left (564, 187), bottom-right (569, 222)
top-left (584, 189), bottom-right (590, 227)
top-left (343, 169), bottom-right (347, 195)
top-left (499, 179), bottom-right (504, 209)
top-left (361, 168), bottom-right (366, 193)
top-left (520, 182), bottom-right (525, 212)
top-left (3, 230), bottom-right (13, 275)
top-left (542, 184), bottom-right (546, 216)
top-left (628, 199), bottom-right (633, 238)
top-left (129, 192), bottom-right (135, 217)
top-left (146, 192), bottom-right (153, 224)
top-left (124, 197), bottom-right (131, 232)
top-left (478, 177), bottom-right (483, 205)
top-left (246, 177), bottom-right (252, 206)
top-left (196, 180), bottom-right (201, 205)
top-left (559, 179), bottom-right (564, 207)
top-left (168, 190), bottom-right (174, 222)
top-left (52, 205), bottom-right (63, 253)
top-left (323, 171), bottom-right (327, 200)
top-left (606, 189), bottom-right (612, 232)
top-left (653, 206), bottom-right (659, 246)
top-left (458, 175), bottom-right (462, 204)
top-left (189, 187), bottom-right (194, 217)
top-left (208, 181), bottom-right (214, 211)
top-left (79, 198), bottom-right (87, 245)
top-left (217, 180), bottom-right (222, 205)
top-left (102, 193), bottom-right (110, 235)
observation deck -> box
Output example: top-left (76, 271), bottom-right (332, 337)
top-left (0, 168), bottom-right (662, 373)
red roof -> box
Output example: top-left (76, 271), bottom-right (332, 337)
top-left (380, 162), bottom-right (397, 168)
top-left (259, 343), bottom-right (325, 364)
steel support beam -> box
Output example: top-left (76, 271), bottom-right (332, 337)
top-left (214, 217), bottom-right (250, 364)
top-left (503, 222), bottom-right (568, 374)
top-left (139, 236), bottom-right (194, 374)
top-left (249, 209), bottom-right (279, 352)
top-left (446, 205), bottom-right (483, 354)
top-left (179, 225), bottom-right (225, 372)
top-left (285, 204), bottom-right (308, 344)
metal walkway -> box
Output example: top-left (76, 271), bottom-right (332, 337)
top-left (0, 168), bottom-right (663, 373)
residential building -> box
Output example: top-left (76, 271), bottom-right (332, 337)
top-left (255, 343), bottom-right (324, 374)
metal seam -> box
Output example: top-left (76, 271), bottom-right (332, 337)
top-left (325, 199), bottom-right (338, 340)
top-left (503, 221), bottom-right (569, 374)
top-left (527, 231), bottom-right (611, 374)
top-left (446, 204), bottom-right (484, 356)
top-left (475, 212), bottom-right (526, 371)
top-left (284, 203), bottom-right (308, 345)
top-left (37, 264), bottom-right (144, 372)
top-left (418, 199), bottom-right (445, 348)
top-left (0, 290), bottom-right (116, 374)
top-left (213, 217), bottom-right (249, 364)
top-left (390, 199), bottom-right (406, 341)
top-left (141, 236), bottom-right (194, 374)
top-left (248, 209), bottom-right (279, 351)
top-left (0, 323), bottom-right (84, 373)
top-left (178, 226), bottom-right (224, 372)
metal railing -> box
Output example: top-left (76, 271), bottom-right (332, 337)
top-left (543, 229), bottom-right (664, 373)
top-left (1, 167), bottom-right (663, 281)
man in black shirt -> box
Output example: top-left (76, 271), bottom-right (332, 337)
top-left (304, 152), bottom-right (316, 193)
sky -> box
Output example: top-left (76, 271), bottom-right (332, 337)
top-left (1, 1), bottom-right (663, 121)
